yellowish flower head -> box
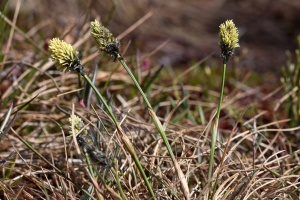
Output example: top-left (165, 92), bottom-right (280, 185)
top-left (48, 38), bottom-right (81, 72)
top-left (90, 20), bottom-right (120, 60)
top-left (219, 20), bottom-right (239, 63)
top-left (69, 114), bottom-right (88, 135)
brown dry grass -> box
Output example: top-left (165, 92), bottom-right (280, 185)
top-left (0, 0), bottom-right (299, 199)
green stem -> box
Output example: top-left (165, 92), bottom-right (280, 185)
top-left (79, 71), bottom-right (119, 125)
top-left (78, 69), bottom-right (156, 200)
top-left (148, 108), bottom-right (176, 162)
top-left (110, 168), bottom-right (129, 200)
top-left (82, 147), bottom-right (95, 177)
top-left (208, 63), bottom-right (226, 180)
top-left (216, 63), bottom-right (226, 121)
top-left (116, 54), bottom-right (189, 199)
top-left (117, 54), bottom-right (176, 161)
top-left (117, 54), bottom-right (152, 109)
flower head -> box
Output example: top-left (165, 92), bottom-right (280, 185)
top-left (48, 38), bottom-right (82, 72)
top-left (90, 20), bottom-right (120, 60)
top-left (219, 20), bottom-right (239, 63)
top-left (69, 114), bottom-right (88, 136)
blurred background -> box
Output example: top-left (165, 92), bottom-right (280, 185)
top-left (3, 0), bottom-right (300, 73)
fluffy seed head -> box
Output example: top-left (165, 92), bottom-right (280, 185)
top-left (219, 20), bottom-right (239, 63)
top-left (90, 20), bottom-right (120, 60)
top-left (48, 38), bottom-right (81, 72)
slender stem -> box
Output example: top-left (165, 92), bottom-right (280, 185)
top-left (117, 54), bottom-right (176, 162)
top-left (79, 71), bottom-right (119, 125)
top-left (216, 63), bottom-right (226, 121)
top-left (117, 54), bottom-right (152, 109)
top-left (78, 69), bottom-right (156, 199)
top-left (110, 168), bottom-right (129, 200)
top-left (148, 109), bottom-right (176, 162)
top-left (208, 63), bottom-right (227, 180)
top-left (81, 147), bottom-right (107, 199)
top-left (116, 54), bottom-right (190, 199)
top-left (82, 147), bottom-right (95, 177)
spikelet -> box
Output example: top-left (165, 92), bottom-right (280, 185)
top-left (219, 20), bottom-right (239, 63)
top-left (48, 38), bottom-right (82, 72)
top-left (90, 20), bottom-right (120, 60)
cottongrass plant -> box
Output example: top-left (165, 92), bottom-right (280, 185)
top-left (49, 38), bottom-right (155, 199)
top-left (90, 19), bottom-right (190, 199)
top-left (208, 20), bottom-right (239, 181)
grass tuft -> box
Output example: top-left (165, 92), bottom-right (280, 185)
top-left (0, 3), bottom-right (299, 200)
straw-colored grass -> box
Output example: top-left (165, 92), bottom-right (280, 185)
top-left (0, 1), bottom-right (299, 199)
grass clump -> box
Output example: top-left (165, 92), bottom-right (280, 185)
top-left (0, 7), bottom-right (299, 200)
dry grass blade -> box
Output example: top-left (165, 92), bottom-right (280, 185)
top-left (1, 1), bottom-right (299, 199)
